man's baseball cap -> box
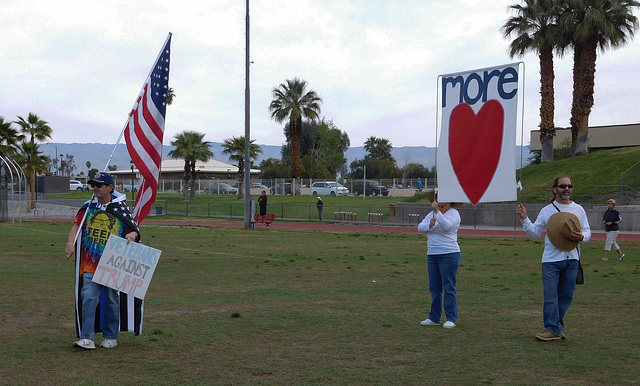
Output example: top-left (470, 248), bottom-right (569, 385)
top-left (88, 172), bottom-right (114, 186)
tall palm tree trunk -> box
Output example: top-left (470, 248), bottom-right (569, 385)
top-left (570, 37), bottom-right (598, 156)
top-left (24, 174), bottom-right (36, 212)
top-left (189, 161), bottom-right (197, 200)
top-left (539, 46), bottom-right (556, 163)
top-left (30, 174), bottom-right (37, 210)
top-left (290, 118), bottom-right (303, 194)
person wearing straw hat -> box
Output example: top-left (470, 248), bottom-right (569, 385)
top-left (602, 199), bottom-right (625, 261)
top-left (517, 175), bottom-right (591, 342)
top-left (418, 190), bottom-right (462, 329)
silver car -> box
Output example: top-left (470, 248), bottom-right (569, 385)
top-left (311, 181), bottom-right (349, 196)
top-left (204, 182), bottom-right (238, 194)
top-left (69, 180), bottom-right (87, 191)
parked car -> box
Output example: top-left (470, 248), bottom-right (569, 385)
top-left (69, 180), bottom-right (87, 191)
top-left (311, 181), bottom-right (349, 196)
top-left (204, 182), bottom-right (238, 194)
top-left (121, 183), bottom-right (139, 192)
top-left (270, 183), bottom-right (292, 195)
top-left (252, 183), bottom-right (269, 190)
top-left (351, 180), bottom-right (389, 196)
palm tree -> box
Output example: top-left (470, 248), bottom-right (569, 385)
top-left (14, 142), bottom-right (48, 211)
top-left (0, 117), bottom-right (23, 157)
top-left (0, 117), bottom-right (23, 219)
top-left (364, 136), bottom-right (394, 160)
top-left (15, 113), bottom-right (52, 145)
top-left (14, 113), bottom-right (52, 210)
top-left (269, 77), bottom-right (322, 192)
top-left (167, 131), bottom-right (214, 201)
top-left (221, 136), bottom-right (263, 199)
top-left (167, 87), bottom-right (175, 105)
top-left (561, 0), bottom-right (639, 156)
top-left (502, 0), bottom-right (563, 163)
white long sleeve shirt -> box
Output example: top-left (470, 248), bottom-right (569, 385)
top-left (418, 208), bottom-right (461, 255)
top-left (521, 201), bottom-right (591, 263)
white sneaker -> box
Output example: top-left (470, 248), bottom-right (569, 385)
top-left (100, 339), bottom-right (118, 349)
top-left (443, 321), bottom-right (456, 329)
top-left (602, 257), bottom-right (609, 261)
top-left (420, 318), bottom-right (439, 326)
top-left (74, 339), bottom-right (95, 350)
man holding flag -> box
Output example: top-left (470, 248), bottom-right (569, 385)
top-left (66, 172), bottom-right (140, 349)
top-left (66, 33), bottom-right (171, 348)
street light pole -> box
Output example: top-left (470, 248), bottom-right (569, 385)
top-left (243, 0), bottom-right (251, 229)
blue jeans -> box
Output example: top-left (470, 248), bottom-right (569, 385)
top-left (80, 272), bottom-right (120, 340)
top-left (541, 260), bottom-right (578, 336)
top-left (427, 252), bottom-right (461, 323)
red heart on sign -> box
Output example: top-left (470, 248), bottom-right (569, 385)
top-left (448, 100), bottom-right (504, 205)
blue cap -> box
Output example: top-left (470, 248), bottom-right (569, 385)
top-left (89, 172), bottom-right (114, 186)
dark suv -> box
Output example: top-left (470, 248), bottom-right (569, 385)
top-left (351, 180), bottom-right (389, 196)
top-left (270, 182), bottom-right (292, 195)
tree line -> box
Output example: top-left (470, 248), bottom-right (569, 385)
top-left (1, 113), bottom-right (55, 211)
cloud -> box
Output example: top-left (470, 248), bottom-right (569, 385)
top-left (1, 0), bottom-right (639, 150)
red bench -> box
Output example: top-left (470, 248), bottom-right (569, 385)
top-left (251, 213), bottom-right (276, 229)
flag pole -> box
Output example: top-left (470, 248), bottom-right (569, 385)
top-left (103, 33), bottom-right (173, 172)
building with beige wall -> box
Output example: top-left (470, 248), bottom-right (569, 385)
top-left (110, 159), bottom-right (260, 180)
top-left (529, 123), bottom-right (640, 151)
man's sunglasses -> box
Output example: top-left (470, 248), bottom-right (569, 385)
top-left (89, 182), bottom-right (107, 188)
top-left (556, 184), bottom-right (573, 189)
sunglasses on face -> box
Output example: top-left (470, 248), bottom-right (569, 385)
top-left (556, 184), bottom-right (573, 189)
top-left (89, 182), bottom-right (107, 188)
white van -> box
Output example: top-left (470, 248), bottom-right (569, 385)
top-left (311, 181), bottom-right (349, 196)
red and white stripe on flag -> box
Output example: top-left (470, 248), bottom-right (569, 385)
top-left (436, 63), bottom-right (522, 206)
top-left (125, 33), bottom-right (171, 224)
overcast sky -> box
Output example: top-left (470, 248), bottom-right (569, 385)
top-left (2, 0), bottom-right (639, 149)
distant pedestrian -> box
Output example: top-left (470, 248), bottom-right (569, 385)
top-left (316, 197), bottom-right (323, 221)
top-left (258, 190), bottom-right (268, 219)
top-left (602, 199), bottom-right (625, 261)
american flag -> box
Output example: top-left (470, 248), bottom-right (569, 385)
top-left (124, 33), bottom-right (171, 224)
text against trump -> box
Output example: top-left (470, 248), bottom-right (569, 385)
top-left (93, 235), bottom-right (162, 299)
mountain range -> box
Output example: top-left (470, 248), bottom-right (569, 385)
top-left (40, 142), bottom-right (532, 175)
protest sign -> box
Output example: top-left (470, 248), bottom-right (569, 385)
top-left (93, 235), bottom-right (161, 299)
top-left (436, 63), bottom-right (522, 205)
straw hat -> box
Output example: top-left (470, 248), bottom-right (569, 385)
top-left (427, 190), bottom-right (462, 207)
top-left (546, 212), bottom-right (581, 252)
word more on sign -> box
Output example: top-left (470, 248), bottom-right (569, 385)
top-left (93, 235), bottom-right (162, 299)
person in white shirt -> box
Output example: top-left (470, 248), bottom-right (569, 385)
top-left (417, 192), bottom-right (462, 329)
top-left (517, 175), bottom-right (591, 341)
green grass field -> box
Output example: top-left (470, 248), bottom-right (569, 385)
top-left (1, 221), bottom-right (638, 384)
